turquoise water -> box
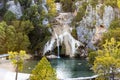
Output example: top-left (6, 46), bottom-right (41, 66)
top-left (22, 58), bottom-right (94, 78)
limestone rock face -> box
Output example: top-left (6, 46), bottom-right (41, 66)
top-left (43, 13), bottom-right (83, 57)
top-left (76, 3), bottom-right (119, 51)
top-left (44, 0), bottom-right (120, 57)
top-left (7, 1), bottom-right (22, 19)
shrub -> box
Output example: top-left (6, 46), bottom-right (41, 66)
top-left (4, 11), bottom-right (16, 24)
top-left (30, 56), bottom-right (57, 80)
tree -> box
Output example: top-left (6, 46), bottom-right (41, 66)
top-left (0, 21), bottom-right (33, 54)
top-left (4, 11), bottom-right (16, 24)
top-left (11, 20), bottom-right (34, 52)
top-left (93, 38), bottom-right (120, 80)
top-left (117, 0), bottom-right (120, 8)
top-left (0, 21), bottom-right (16, 53)
top-left (46, 0), bottom-right (57, 18)
top-left (98, 19), bottom-right (120, 47)
top-left (9, 50), bottom-right (28, 80)
top-left (104, 0), bottom-right (117, 7)
top-left (30, 56), bottom-right (57, 80)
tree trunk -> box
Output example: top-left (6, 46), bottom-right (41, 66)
top-left (111, 73), bottom-right (115, 80)
top-left (15, 64), bottom-right (18, 80)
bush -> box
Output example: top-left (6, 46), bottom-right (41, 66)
top-left (71, 28), bottom-right (77, 39)
top-left (73, 2), bottom-right (88, 22)
top-left (30, 56), bottom-right (57, 80)
top-left (4, 11), bottom-right (16, 24)
top-left (99, 19), bottom-right (120, 47)
top-left (104, 0), bottom-right (117, 7)
top-left (89, 0), bottom-right (98, 8)
top-left (60, 0), bottom-right (75, 12)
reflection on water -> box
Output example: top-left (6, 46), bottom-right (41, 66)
top-left (49, 58), bottom-right (94, 79)
top-left (22, 58), bottom-right (94, 79)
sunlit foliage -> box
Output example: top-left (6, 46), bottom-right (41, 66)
top-left (30, 56), bottom-right (57, 80)
top-left (9, 50), bottom-right (28, 80)
top-left (93, 38), bottom-right (120, 80)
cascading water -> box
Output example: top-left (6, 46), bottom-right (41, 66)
top-left (43, 13), bottom-right (83, 57)
top-left (55, 32), bottom-right (60, 58)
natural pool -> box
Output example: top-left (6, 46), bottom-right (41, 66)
top-left (22, 58), bottom-right (94, 79)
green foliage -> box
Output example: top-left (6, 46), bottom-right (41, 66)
top-left (0, 21), bottom-right (33, 53)
top-left (11, 20), bottom-right (34, 34)
top-left (104, 0), bottom-right (117, 7)
top-left (29, 26), bottom-right (51, 52)
top-left (9, 50), bottom-right (28, 71)
top-left (93, 38), bottom-right (120, 80)
top-left (18, 0), bottom-right (31, 8)
top-left (23, 4), bottom-right (41, 26)
top-left (109, 19), bottom-right (120, 29)
top-left (30, 56), bottom-right (57, 80)
top-left (71, 28), bottom-right (77, 39)
top-left (88, 50), bottom-right (97, 66)
top-left (118, 0), bottom-right (120, 8)
top-left (74, 2), bottom-right (88, 22)
top-left (60, 0), bottom-right (75, 12)
top-left (46, 0), bottom-right (57, 18)
top-left (99, 5), bottom-right (105, 18)
top-left (99, 19), bottom-right (120, 47)
top-left (89, 0), bottom-right (98, 8)
top-left (4, 11), bottom-right (16, 24)
top-left (0, 21), bottom-right (16, 53)
top-left (17, 0), bottom-right (55, 53)
top-left (11, 20), bottom-right (34, 52)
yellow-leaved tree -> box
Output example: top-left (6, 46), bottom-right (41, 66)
top-left (30, 56), bottom-right (57, 80)
top-left (117, 0), bottom-right (120, 8)
top-left (9, 50), bottom-right (28, 80)
top-left (93, 38), bottom-right (120, 80)
top-left (46, 0), bottom-right (57, 18)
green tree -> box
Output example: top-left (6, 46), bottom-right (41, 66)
top-left (0, 21), bottom-right (33, 54)
top-left (0, 21), bottom-right (16, 53)
top-left (99, 19), bottom-right (120, 47)
top-left (30, 56), bottom-right (57, 80)
top-left (18, 0), bottom-right (32, 9)
top-left (104, 0), bottom-right (117, 7)
top-left (9, 50), bottom-right (28, 80)
top-left (93, 38), bottom-right (120, 80)
top-left (4, 11), bottom-right (16, 24)
top-left (89, 0), bottom-right (98, 8)
top-left (11, 20), bottom-right (34, 52)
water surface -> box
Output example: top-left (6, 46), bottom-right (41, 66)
top-left (22, 58), bottom-right (94, 78)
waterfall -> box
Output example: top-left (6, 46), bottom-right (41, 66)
top-left (43, 12), bottom-right (83, 57)
top-left (55, 32), bottom-right (60, 58)
top-left (57, 39), bottom-right (60, 58)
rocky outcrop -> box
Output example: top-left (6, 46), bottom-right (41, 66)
top-left (7, 1), bottom-right (22, 19)
top-left (76, 2), bottom-right (120, 54)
